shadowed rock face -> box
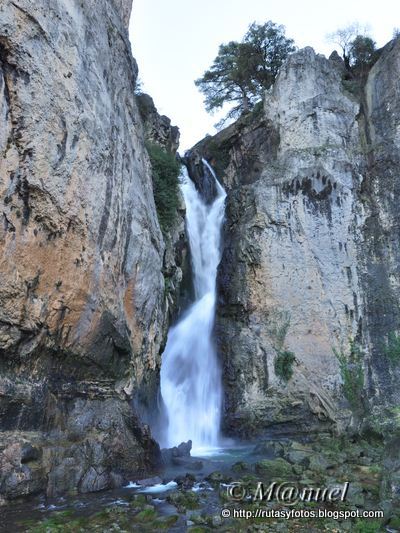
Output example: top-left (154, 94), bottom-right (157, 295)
top-left (0, 0), bottom-right (166, 500)
top-left (183, 150), bottom-right (218, 204)
top-left (188, 41), bottom-right (400, 438)
top-left (360, 38), bottom-right (400, 403)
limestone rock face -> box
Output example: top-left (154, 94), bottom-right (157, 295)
top-left (0, 0), bottom-right (165, 499)
top-left (187, 41), bottom-right (400, 437)
top-left (133, 93), bottom-right (190, 424)
top-left (112, 0), bottom-right (133, 28)
top-left (137, 93), bottom-right (180, 155)
top-left (361, 37), bottom-right (400, 402)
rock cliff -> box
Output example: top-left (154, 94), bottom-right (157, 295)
top-left (0, 0), bottom-right (172, 500)
top-left (187, 39), bottom-right (400, 437)
top-left (137, 93), bottom-right (180, 155)
top-left (134, 92), bottom-right (190, 426)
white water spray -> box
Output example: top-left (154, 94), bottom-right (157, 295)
top-left (160, 160), bottom-right (226, 451)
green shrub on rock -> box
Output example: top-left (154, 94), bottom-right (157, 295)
top-left (167, 490), bottom-right (200, 512)
top-left (146, 142), bottom-right (181, 235)
top-left (384, 332), bottom-right (400, 364)
top-left (353, 519), bottom-right (383, 533)
top-left (334, 339), bottom-right (365, 414)
top-left (254, 458), bottom-right (293, 479)
top-left (267, 309), bottom-right (296, 382)
top-left (274, 349), bottom-right (296, 382)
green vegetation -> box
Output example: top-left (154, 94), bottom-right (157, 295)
top-left (334, 339), bottom-right (365, 413)
top-left (268, 310), bottom-right (296, 382)
top-left (328, 24), bottom-right (377, 71)
top-left (146, 142), bottom-right (181, 235)
top-left (388, 516), bottom-right (400, 531)
top-left (255, 457), bottom-right (293, 478)
top-left (167, 490), bottom-right (200, 512)
top-left (195, 21), bottom-right (295, 125)
top-left (274, 349), bottom-right (296, 382)
top-left (21, 431), bottom-right (390, 533)
top-left (384, 331), bottom-right (400, 364)
top-left (248, 99), bottom-right (264, 120)
top-left (353, 519), bottom-right (383, 533)
top-left (24, 504), bottom-right (179, 532)
top-left (328, 24), bottom-right (381, 96)
top-left (341, 78), bottom-right (363, 98)
top-left (349, 35), bottom-right (376, 71)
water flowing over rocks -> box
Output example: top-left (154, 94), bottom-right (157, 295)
top-left (159, 165), bottom-right (226, 449)
top-left (0, 0), bottom-right (181, 501)
top-left (186, 39), bottom-right (400, 438)
top-left (1, 0), bottom-right (400, 520)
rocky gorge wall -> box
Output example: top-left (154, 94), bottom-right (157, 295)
top-left (0, 0), bottom-right (179, 501)
top-left (1, 0), bottom-right (399, 507)
top-left (187, 39), bottom-right (400, 438)
top-left (134, 92), bottom-right (190, 428)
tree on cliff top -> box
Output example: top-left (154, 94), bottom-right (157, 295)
top-left (327, 23), bottom-right (361, 68)
top-left (327, 24), bottom-right (376, 71)
top-left (349, 35), bottom-right (376, 73)
top-left (195, 21), bottom-right (295, 125)
top-left (195, 40), bottom-right (258, 120)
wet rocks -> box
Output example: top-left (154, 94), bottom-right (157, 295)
top-left (161, 440), bottom-right (192, 464)
top-left (285, 443), bottom-right (313, 467)
top-left (174, 473), bottom-right (196, 490)
top-left (254, 458), bottom-right (294, 479)
top-left (205, 471), bottom-right (233, 484)
top-left (177, 440), bottom-right (193, 457)
top-left (183, 150), bottom-right (219, 204)
top-left (1, 433), bottom-right (391, 531)
top-left (166, 490), bottom-right (200, 512)
top-left (0, 396), bottom-right (162, 499)
top-left (161, 440), bottom-right (203, 470)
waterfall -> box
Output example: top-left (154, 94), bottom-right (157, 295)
top-left (160, 160), bottom-right (226, 451)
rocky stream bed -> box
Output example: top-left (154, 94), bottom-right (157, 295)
top-left (1, 432), bottom-right (399, 532)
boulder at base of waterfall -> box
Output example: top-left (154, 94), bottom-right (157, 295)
top-left (161, 440), bottom-right (192, 465)
top-left (174, 473), bottom-right (196, 489)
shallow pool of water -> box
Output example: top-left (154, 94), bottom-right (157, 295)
top-left (0, 443), bottom-right (267, 532)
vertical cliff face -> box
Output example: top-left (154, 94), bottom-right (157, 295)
top-left (134, 92), bottom-right (191, 424)
top-left (0, 0), bottom-right (168, 500)
top-left (187, 39), bottom-right (400, 437)
top-left (112, 0), bottom-right (133, 28)
top-left (137, 93), bottom-right (181, 155)
top-left (360, 38), bottom-right (400, 406)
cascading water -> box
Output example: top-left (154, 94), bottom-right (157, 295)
top-left (160, 160), bottom-right (226, 451)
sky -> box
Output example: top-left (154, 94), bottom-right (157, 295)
top-left (129, 0), bottom-right (398, 151)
